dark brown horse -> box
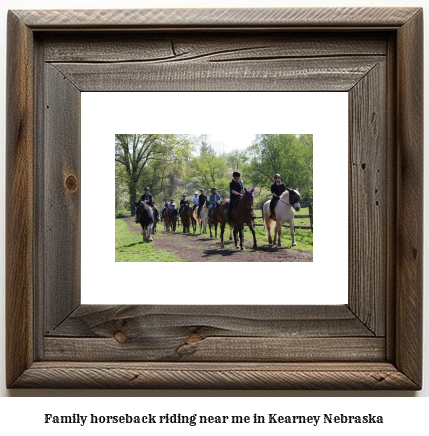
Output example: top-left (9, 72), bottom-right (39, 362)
top-left (181, 204), bottom-right (191, 233)
top-left (218, 189), bottom-right (257, 250)
top-left (163, 207), bottom-right (179, 232)
top-left (208, 202), bottom-right (222, 238)
top-left (150, 206), bottom-right (159, 234)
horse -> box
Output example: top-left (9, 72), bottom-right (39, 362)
top-left (208, 202), bottom-right (222, 238)
top-left (164, 207), bottom-right (179, 232)
top-left (150, 206), bottom-right (159, 234)
top-left (193, 203), bottom-right (209, 234)
top-left (218, 189), bottom-right (257, 250)
top-left (134, 200), bottom-right (154, 242)
top-left (190, 205), bottom-right (198, 233)
top-left (263, 188), bottom-right (301, 247)
top-left (181, 204), bottom-right (191, 233)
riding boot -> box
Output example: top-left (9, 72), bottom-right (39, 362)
top-left (226, 204), bottom-right (233, 222)
top-left (269, 198), bottom-right (278, 219)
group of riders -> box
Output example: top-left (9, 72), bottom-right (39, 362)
top-left (138, 171), bottom-right (288, 223)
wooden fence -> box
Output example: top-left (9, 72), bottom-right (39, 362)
top-left (252, 198), bottom-right (313, 232)
top-left (177, 198), bottom-right (313, 232)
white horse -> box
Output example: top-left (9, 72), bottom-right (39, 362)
top-left (263, 189), bottom-right (301, 247)
top-left (193, 203), bottom-right (209, 234)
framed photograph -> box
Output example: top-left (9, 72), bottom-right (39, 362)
top-left (6, 7), bottom-right (423, 389)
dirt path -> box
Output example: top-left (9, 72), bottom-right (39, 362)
top-left (124, 218), bottom-right (313, 262)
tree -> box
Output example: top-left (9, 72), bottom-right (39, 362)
top-left (115, 134), bottom-right (194, 215)
top-left (246, 134), bottom-right (313, 199)
top-left (188, 135), bottom-right (228, 191)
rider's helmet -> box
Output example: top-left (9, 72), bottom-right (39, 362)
top-left (170, 198), bottom-right (174, 202)
top-left (212, 187), bottom-right (217, 192)
top-left (200, 188), bottom-right (204, 192)
top-left (194, 191), bottom-right (198, 195)
top-left (164, 198), bottom-right (167, 201)
top-left (144, 187), bottom-right (149, 191)
top-left (233, 171), bottom-right (241, 178)
top-left (182, 194), bottom-right (186, 197)
top-left (274, 173), bottom-right (281, 180)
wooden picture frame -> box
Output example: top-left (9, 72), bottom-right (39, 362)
top-left (6, 8), bottom-right (423, 389)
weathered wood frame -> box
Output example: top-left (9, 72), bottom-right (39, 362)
top-left (6, 8), bottom-right (423, 389)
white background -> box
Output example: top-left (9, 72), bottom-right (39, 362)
top-left (0, 0), bottom-right (428, 424)
top-left (82, 92), bottom-right (348, 305)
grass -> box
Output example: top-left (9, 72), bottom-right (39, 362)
top-left (242, 225), bottom-right (313, 253)
top-left (248, 206), bottom-right (313, 252)
top-left (115, 218), bottom-right (182, 262)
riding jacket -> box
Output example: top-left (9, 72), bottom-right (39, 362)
top-left (209, 193), bottom-right (221, 206)
top-left (229, 179), bottom-right (244, 203)
top-left (198, 194), bottom-right (207, 206)
top-left (271, 182), bottom-right (286, 197)
top-left (192, 197), bottom-right (199, 206)
top-left (140, 192), bottom-right (153, 204)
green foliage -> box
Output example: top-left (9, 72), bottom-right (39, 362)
top-left (115, 133), bottom-right (313, 215)
top-left (247, 134), bottom-right (313, 199)
top-left (115, 134), bottom-right (196, 214)
top-left (115, 219), bottom-right (182, 262)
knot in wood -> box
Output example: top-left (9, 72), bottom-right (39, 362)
top-left (114, 331), bottom-right (128, 343)
top-left (64, 174), bottom-right (78, 193)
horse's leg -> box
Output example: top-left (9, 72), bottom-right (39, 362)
top-left (239, 226), bottom-right (245, 250)
top-left (276, 222), bottom-right (282, 246)
top-left (229, 226), bottom-right (233, 241)
top-left (234, 228), bottom-right (239, 249)
top-left (265, 215), bottom-right (273, 244)
top-left (250, 224), bottom-right (257, 249)
top-left (148, 224), bottom-right (154, 241)
top-left (290, 220), bottom-right (297, 247)
top-left (220, 224), bottom-right (225, 248)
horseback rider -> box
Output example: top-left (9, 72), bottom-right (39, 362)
top-left (269, 173), bottom-right (286, 219)
top-left (168, 198), bottom-right (177, 218)
top-left (179, 194), bottom-right (189, 214)
top-left (161, 197), bottom-right (169, 220)
top-left (191, 191), bottom-right (199, 213)
top-left (208, 187), bottom-right (221, 219)
top-left (140, 187), bottom-right (158, 220)
top-left (227, 171), bottom-right (244, 222)
top-left (197, 188), bottom-right (207, 218)
top-left (140, 187), bottom-right (154, 206)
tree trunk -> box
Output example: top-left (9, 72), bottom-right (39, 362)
top-left (129, 181), bottom-right (137, 217)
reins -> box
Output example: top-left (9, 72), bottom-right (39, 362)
top-left (278, 198), bottom-right (292, 207)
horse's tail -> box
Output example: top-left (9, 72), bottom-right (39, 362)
top-left (263, 202), bottom-right (275, 235)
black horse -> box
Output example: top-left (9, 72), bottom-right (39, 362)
top-left (134, 200), bottom-right (154, 242)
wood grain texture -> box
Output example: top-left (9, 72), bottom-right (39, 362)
top-left (395, 9), bottom-right (423, 387)
top-left (42, 33), bottom-right (388, 63)
top-left (6, 7), bottom-right (423, 390)
top-left (43, 64), bottom-right (81, 333)
top-left (44, 337), bottom-right (385, 362)
top-left (6, 11), bottom-right (35, 388)
top-left (44, 305), bottom-right (380, 362)
top-left (348, 61), bottom-right (386, 336)
top-left (47, 305), bottom-right (374, 338)
top-left (11, 362), bottom-right (419, 390)
top-left (14, 8), bottom-right (420, 29)
top-left (52, 56), bottom-right (384, 92)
